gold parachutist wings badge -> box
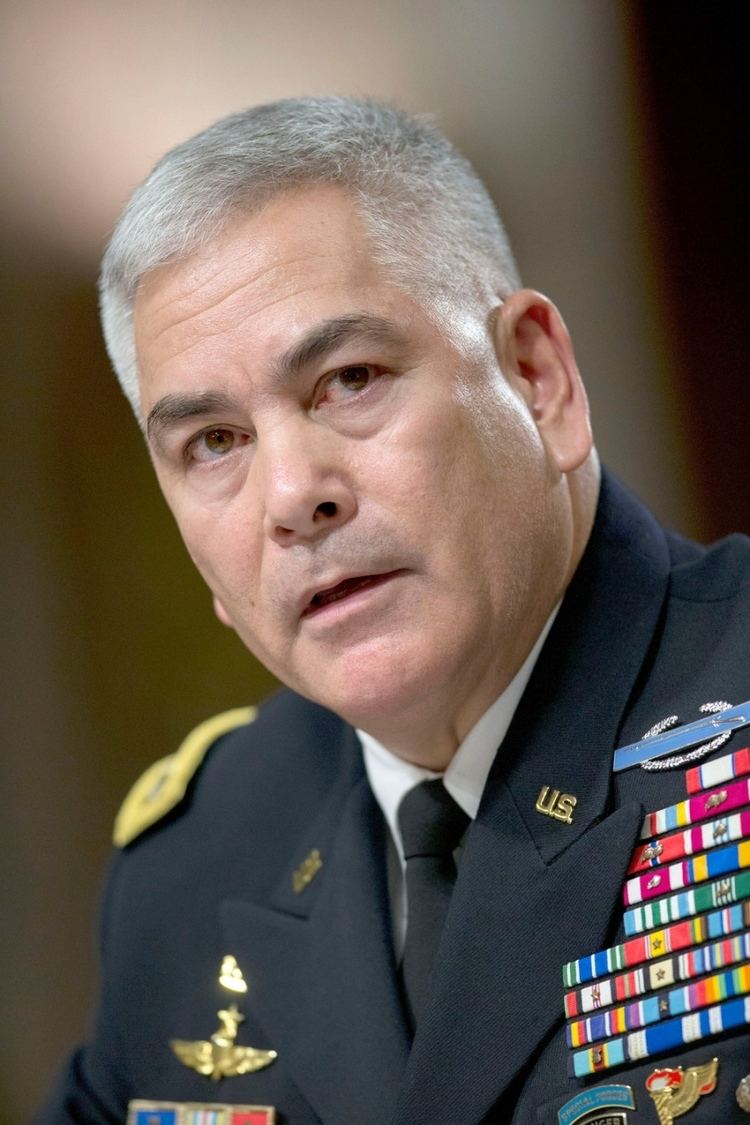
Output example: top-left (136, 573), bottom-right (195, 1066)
top-left (170, 1004), bottom-right (277, 1080)
top-left (646, 1058), bottom-right (719, 1125)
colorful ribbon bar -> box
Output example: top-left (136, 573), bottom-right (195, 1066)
top-left (564, 926), bottom-right (750, 1017)
top-left (613, 701), bottom-right (750, 772)
top-left (686, 745), bottom-right (750, 795)
top-left (628, 810), bottom-right (750, 875)
top-left (570, 994), bottom-right (750, 1077)
top-left (640, 777), bottom-right (750, 840)
top-left (128, 1104), bottom-right (275, 1125)
top-left (562, 900), bottom-right (750, 988)
top-left (623, 839), bottom-right (750, 906)
top-left (624, 870), bottom-right (750, 937)
top-left (567, 960), bottom-right (750, 1047)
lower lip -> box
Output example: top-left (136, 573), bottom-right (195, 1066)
top-left (302, 570), bottom-right (406, 623)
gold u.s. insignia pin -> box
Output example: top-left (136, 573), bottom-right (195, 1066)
top-left (535, 785), bottom-right (577, 825)
top-left (645, 1058), bottom-right (718, 1125)
top-left (128, 1100), bottom-right (275, 1123)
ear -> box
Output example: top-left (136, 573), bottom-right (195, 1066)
top-left (493, 289), bottom-right (592, 473)
top-left (213, 595), bottom-right (233, 628)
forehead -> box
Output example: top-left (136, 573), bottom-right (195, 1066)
top-left (134, 185), bottom-right (385, 364)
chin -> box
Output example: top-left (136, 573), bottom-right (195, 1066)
top-left (297, 648), bottom-right (458, 737)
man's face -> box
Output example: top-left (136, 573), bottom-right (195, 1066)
top-left (134, 186), bottom-right (588, 759)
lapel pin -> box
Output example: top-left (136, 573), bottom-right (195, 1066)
top-left (171, 1003), bottom-right (277, 1080)
top-left (535, 785), bottom-right (577, 825)
top-left (292, 847), bottom-right (323, 892)
top-left (645, 1058), bottom-right (718, 1125)
top-left (219, 954), bottom-right (248, 994)
top-left (737, 1073), bottom-right (750, 1113)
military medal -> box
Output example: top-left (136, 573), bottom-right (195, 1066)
top-left (563, 900), bottom-right (750, 989)
top-left (562, 743), bottom-right (750, 1079)
top-left (624, 870), bottom-right (750, 936)
top-left (567, 961), bottom-right (750, 1047)
top-left (623, 839), bottom-right (750, 905)
top-left (556, 1084), bottom-right (635, 1125)
top-left (737, 1073), bottom-right (750, 1112)
top-left (640, 777), bottom-right (750, 838)
top-left (686, 744), bottom-right (750, 794)
top-left (171, 1004), bottom-right (277, 1080)
top-left (128, 1101), bottom-right (275, 1124)
top-left (170, 956), bottom-right (277, 1080)
top-left (645, 1058), bottom-right (718, 1125)
top-left (612, 701), bottom-right (750, 772)
top-left (627, 811), bottom-right (750, 875)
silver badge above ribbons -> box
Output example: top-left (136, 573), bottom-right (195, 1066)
top-left (613, 700), bottom-right (750, 773)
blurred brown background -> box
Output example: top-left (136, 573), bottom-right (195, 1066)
top-left (1, 2), bottom-right (746, 1120)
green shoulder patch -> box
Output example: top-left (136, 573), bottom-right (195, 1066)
top-left (113, 706), bottom-right (256, 847)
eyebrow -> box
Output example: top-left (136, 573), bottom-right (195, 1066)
top-left (146, 313), bottom-right (408, 446)
top-left (146, 391), bottom-right (237, 445)
top-left (272, 313), bottom-right (408, 383)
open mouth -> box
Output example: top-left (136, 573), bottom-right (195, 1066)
top-left (302, 571), bottom-right (402, 616)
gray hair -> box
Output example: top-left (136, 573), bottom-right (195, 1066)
top-left (99, 96), bottom-right (521, 413)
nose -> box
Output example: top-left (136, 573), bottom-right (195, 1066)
top-left (260, 422), bottom-right (357, 546)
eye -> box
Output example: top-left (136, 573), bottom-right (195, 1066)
top-left (335, 365), bottom-right (374, 392)
top-left (187, 427), bottom-right (245, 463)
top-left (316, 364), bottom-right (382, 405)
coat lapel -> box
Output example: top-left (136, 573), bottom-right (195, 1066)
top-left (221, 771), bottom-right (410, 1125)
top-left (393, 474), bottom-right (673, 1123)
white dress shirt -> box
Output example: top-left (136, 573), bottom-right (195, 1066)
top-left (358, 610), bottom-right (557, 956)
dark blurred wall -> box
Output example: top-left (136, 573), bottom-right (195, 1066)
top-left (626, 3), bottom-right (749, 539)
top-left (1, 2), bottom-right (745, 1119)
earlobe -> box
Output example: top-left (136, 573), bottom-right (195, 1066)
top-left (493, 289), bottom-right (593, 473)
top-left (213, 595), bottom-right (233, 628)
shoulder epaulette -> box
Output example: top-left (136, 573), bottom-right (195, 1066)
top-left (113, 706), bottom-right (256, 847)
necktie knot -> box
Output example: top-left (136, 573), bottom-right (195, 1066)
top-left (398, 778), bottom-right (469, 860)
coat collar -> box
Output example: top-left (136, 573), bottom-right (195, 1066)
top-left (221, 740), bottom-right (410, 1125)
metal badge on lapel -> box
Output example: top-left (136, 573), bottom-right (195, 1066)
top-left (171, 1004), bottom-right (277, 1079)
top-left (535, 785), bottom-right (577, 824)
top-left (170, 956), bottom-right (277, 1080)
top-left (645, 1058), bottom-right (718, 1125)
top-left (292, 848), bottom-right (322, 892)
top-left (613, 699), bottom-right (750, 772)
top-left (219, 955), bottom-right (248, 993)
top-left (128, 1100), bottom-right (275, 1124)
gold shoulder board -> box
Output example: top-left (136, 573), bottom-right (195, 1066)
top-left (113, 707), bottom-right (256, 847)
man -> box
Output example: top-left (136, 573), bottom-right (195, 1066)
top-left (39, 97), bottom-right (750, 1124)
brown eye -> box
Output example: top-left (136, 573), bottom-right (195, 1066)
top-left (336, 365), bottom-right (372, 392)
top-left (189, 428), bottom-right (237, 463)
top-left (203, 429), bottom-right (234, 454)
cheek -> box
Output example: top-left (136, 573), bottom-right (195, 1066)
top-left (171, 501), bottom-right (260, 604)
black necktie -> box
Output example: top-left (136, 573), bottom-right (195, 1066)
top-left (397, 779), bottom-right (469, 1030)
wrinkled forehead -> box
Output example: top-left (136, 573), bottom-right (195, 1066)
top-left (136, 184), bottom-right (377, 317)
top-left (132, 187), bottom-right (392, 381)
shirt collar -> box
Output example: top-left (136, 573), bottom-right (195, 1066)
top-left (359, 607), bottom-right (558, 863)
